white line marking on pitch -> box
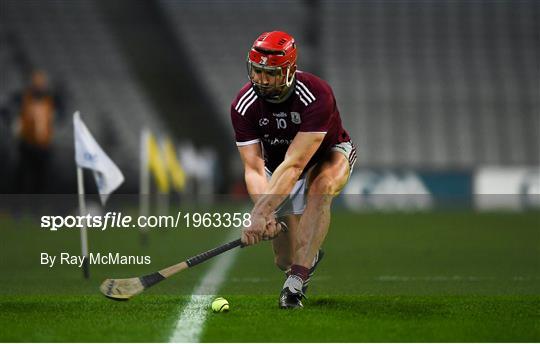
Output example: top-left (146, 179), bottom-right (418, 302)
top-left (169, 231), bottom-right (240, 343)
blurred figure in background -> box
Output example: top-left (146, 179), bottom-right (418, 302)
top-left (14, 70), bottom-right (61, 193)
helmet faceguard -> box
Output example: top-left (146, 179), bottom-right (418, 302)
top-left (246, 60), bottom-right (295, 101)
top-left (247, 31), bottom-right (297, 102)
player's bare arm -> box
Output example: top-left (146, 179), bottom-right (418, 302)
top-left (238, 142), bottom-right (267, 201)
top-left (242, 132), bottom-right (324, 246)
top-left (238, 142), bottom-right (282, 243)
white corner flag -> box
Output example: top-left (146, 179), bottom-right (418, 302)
top-left (74, 111), bottom-right (124, 279)
top-left (74, 111), bottom-right (124, 205)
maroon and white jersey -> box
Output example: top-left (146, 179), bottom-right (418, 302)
top-left (231, 71), bottom-right (351, 173)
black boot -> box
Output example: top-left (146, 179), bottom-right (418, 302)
top-left (279, 275), bottom-right (305, 309)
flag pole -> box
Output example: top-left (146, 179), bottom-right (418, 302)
top-left (73, 110), bottom-right (124, 273)
top-left (77, 166), bottom-right (90, 279)
top-left (157, 136), bottom-right (170, 217)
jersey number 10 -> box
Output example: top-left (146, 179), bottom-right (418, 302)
top-left (276, 118), bottom-right (287, 129)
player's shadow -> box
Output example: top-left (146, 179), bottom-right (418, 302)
top-left (309, 296), bottom-right (448, 317)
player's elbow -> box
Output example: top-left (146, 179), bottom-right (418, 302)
top-left (244, 162), bottom-right (266, 179)
top-left (244, 168), bottom-right (266, 188)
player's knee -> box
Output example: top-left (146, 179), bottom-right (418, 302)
top-left (310, 175), bottom-right (338, 195)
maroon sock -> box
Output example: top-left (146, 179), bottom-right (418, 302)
top-left (290, 264), bottom-right (310, 282)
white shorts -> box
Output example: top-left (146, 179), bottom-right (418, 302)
top-left (266, 140), bottom-right (357, 217)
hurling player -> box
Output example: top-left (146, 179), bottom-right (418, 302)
top-left (231, 31), bottom-right (357, 308)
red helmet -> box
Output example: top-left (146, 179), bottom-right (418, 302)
top-left (247, 31), bottom-right (297, 102)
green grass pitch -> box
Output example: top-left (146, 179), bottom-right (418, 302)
top-left (0, 210), bottom-right (539, 342)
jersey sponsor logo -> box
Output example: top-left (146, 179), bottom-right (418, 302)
top-left (263, 137), bottom-right (293, 146)
top-left (272, 112), bottom-right (287, 118)
top-left (259, 118), bottom-right (269, 126)
top-left (291, 112), bottom-right (301, 124)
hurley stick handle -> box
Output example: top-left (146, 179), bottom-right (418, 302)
top-left (155, 221), bottom-right (288, 279)
top-left (184, 221), bottom-right (288, 267)
top-left (185, 239), bottom-right (243, 267)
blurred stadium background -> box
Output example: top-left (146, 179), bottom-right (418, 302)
top-left (0, 0), bottom-right (538, 208)
top-left (1, 2), bottom-right (539, 341)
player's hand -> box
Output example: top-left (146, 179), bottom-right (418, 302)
top-left (241, 213), bottom-right (266, 246)
top-left (262, 216), bottom-right (283, 240)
